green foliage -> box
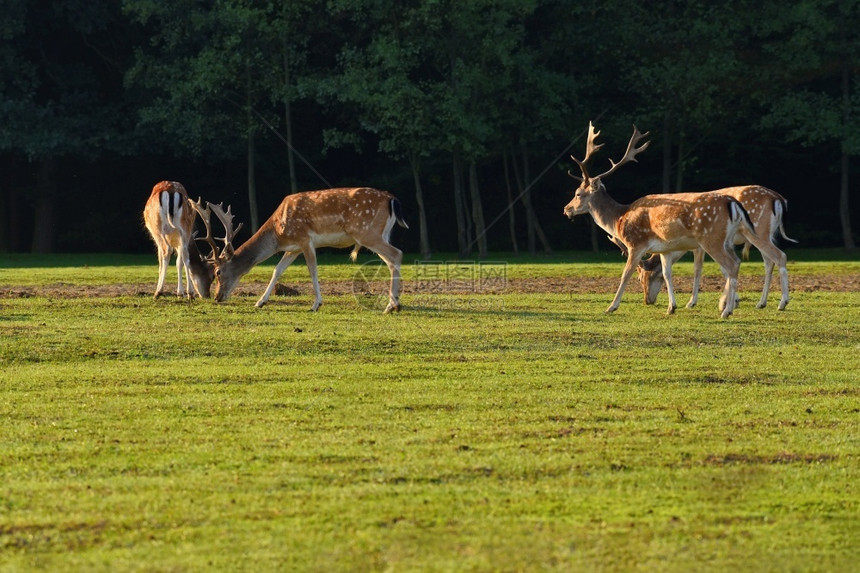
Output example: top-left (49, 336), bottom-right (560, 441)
top-left (759, 0), bottom-right (860, 153)
top-left (0, 257), bottom-right (858, 569)
top-left (1, 0), bottom-right (858, 254)
top-left (0, 1), bottom-right (132, 160)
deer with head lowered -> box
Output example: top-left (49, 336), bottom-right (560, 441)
top-left (636, 186), bottom-right (797, 310)
top-left (563, 122), bottom-right (755, 318)
top-left (143, 181), bottom-right (214, 299)
top-left (193, 187), bottom-right (408, 313)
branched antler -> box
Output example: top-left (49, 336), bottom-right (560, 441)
top-left (208, 203), bottom-right (244, 259)
top-left (189, 197), bottom-right (220, 261)
top-left (569, 121), bottom-right (605, 181)
top-left (568, 123), bottom-right (650, 182)
top-left (593, 125), bottom-right (650, 180)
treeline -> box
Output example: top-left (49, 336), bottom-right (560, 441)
top-left (1, 0), bottom-right (858, 255)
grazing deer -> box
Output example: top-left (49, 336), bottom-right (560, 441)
top-left (636, 186), bottom-right (797, 310)
top-left (194, 187), bottom-right (408, 313)
top-left (143, 181), bottom-right (213, 299)
top-left (563, 122), bottom-right (755, 318)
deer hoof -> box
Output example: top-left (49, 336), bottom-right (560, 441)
top-left (384, 302), bottom-right (401, 314)
top-left (666, 305), bottom-right (676, 315)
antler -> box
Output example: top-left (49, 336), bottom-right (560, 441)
top-left (189, 197), bottom-right (220, 261)
top-left (208, 202), bottom-right (244, 260)
top-left (568, 121), bottom-right (605, 181)
top-left (592, 125), bottom-right (650, 180)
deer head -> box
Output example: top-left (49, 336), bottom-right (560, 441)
top-left (637, 254), bottom-right (664, 305)
top-left (190, 199), bottom-right (244, 300)
top-left (564, 122), bottom-right (650, 219)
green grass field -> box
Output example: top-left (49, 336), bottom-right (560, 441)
top-left (1, 251), bottom-right (858, 571)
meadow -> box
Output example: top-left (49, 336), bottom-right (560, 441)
top-left (1, 251), bottom-right (858, 571)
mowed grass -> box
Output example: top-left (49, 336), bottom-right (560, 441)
top-left (1, 252), bottom-right (858, 571)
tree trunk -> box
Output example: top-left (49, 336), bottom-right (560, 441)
top-left (452, 152), bottom-right (470, 258)
top-left (840, 152), bottom-right (854, 249)
top-left (247, 129), bottom-right (258, 233)
top-left (31, 157), bottom-right (57, 253)
top-left (509, 149), bottom-right (535, 254)
top-left (246, 60), bottom-right (259, 232)
top-left (674, 127), bottom-right (685, 192)
top-left (841, 57), bottom-right (856, 249)
top-left (662, 114), bottom-right (672, 194)
top-left (283, 34), bottom-right (298, 195)
top-left (519, 149), bottom-right (552, 254)
top-left (8, 188), bottom-right (22, 252)
top-left (468, 161), bottom-right (488, 258)
top-left (502, 153), bottom-right (519, 255)
top-left (409, 153), bottom-right (432, 259)
top-left (0, 179), bottom-right (8, 253)
top-left (590, 219), bottom-right (601, 252)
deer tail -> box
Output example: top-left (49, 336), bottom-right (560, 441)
top-left (730, 199), bottom-right (755, 236)
top-left (774, 198), bottom-right (799, 244)
top-left (390, 198), bottom-right (409, 229)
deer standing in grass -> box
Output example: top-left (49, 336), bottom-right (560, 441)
top-left (143, 181), bottom-right (213, 299)
top-left (563, 123), bottom-right (755, 318)
top-left (636, 186), bottom-right (797, 310)
top-left (194, 187), bottom-right (408, 313)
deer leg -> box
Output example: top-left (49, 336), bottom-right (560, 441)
top-left (660, 254), bottom-right (677, 315)
top-left (687, 248), bottom-right (705, 308)
top-left (743, 232), bottom-right (789, 310)
top-left (178, 243), bottom-right (196, 299)
top-left (255, 251), bottom-right (300, 308)
top-left (713, 253), bottom-right (740, 319)
top-left (369, 242), bottom-right (404, 313)
top-left (173, 248), bottom-right (187, 297)
top-left (154, 244), bottom-right (171, 299)
top-left (303, 247), bottom-right (323, 311)
top-left (757, 256), bottom-right (774, 309)
top-left (607, 252), bottom-right (642, 313)
top-left (777, 265), bottom-right (789, 310)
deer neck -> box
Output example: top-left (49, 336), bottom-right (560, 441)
top-left (186, 239), bottom-right (209, 276)
top-left (229, 221), bottom-right (280, 276)
top-left (589, 188), bottom-right (629, 237)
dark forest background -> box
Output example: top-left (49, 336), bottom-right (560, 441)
top-left (1, 0), bottom-right (858, 258)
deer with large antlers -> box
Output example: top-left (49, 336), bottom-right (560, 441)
top-left (194, 187), bottom-right (408, 313)
top-left (636, 186), bottom-right (797, 310)
top-left (143, 181), bottom-right (214, 299)
top-left (563, 122), bottom-right (755, 318)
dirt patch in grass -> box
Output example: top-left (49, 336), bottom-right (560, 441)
top-left (1, 273), bottom-right (857, 299)
top-left (701, 452), bottom-right (838, 466)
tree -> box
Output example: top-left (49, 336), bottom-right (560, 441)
top-left (580, 0), bottom-right (759, 193)
top-left (319, 2), bottom-right (439, 258)
top-left (0, 0), bottom-right (134, 252)
top-left (431, 0), bottom-right (537, 257)
top-left (758, 0), bottom-right (859, 249)
top-left (124, 0), bottom-right (279, 231)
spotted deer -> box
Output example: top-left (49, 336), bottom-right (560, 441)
top-left (636, 186), bottom-right (797, 310)
top-left (143, 181), bottom-right (214, 298)
top-left (563, 123), bottom-right (755, 318)
top-left (194, 187), bottom-right (408, 313)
